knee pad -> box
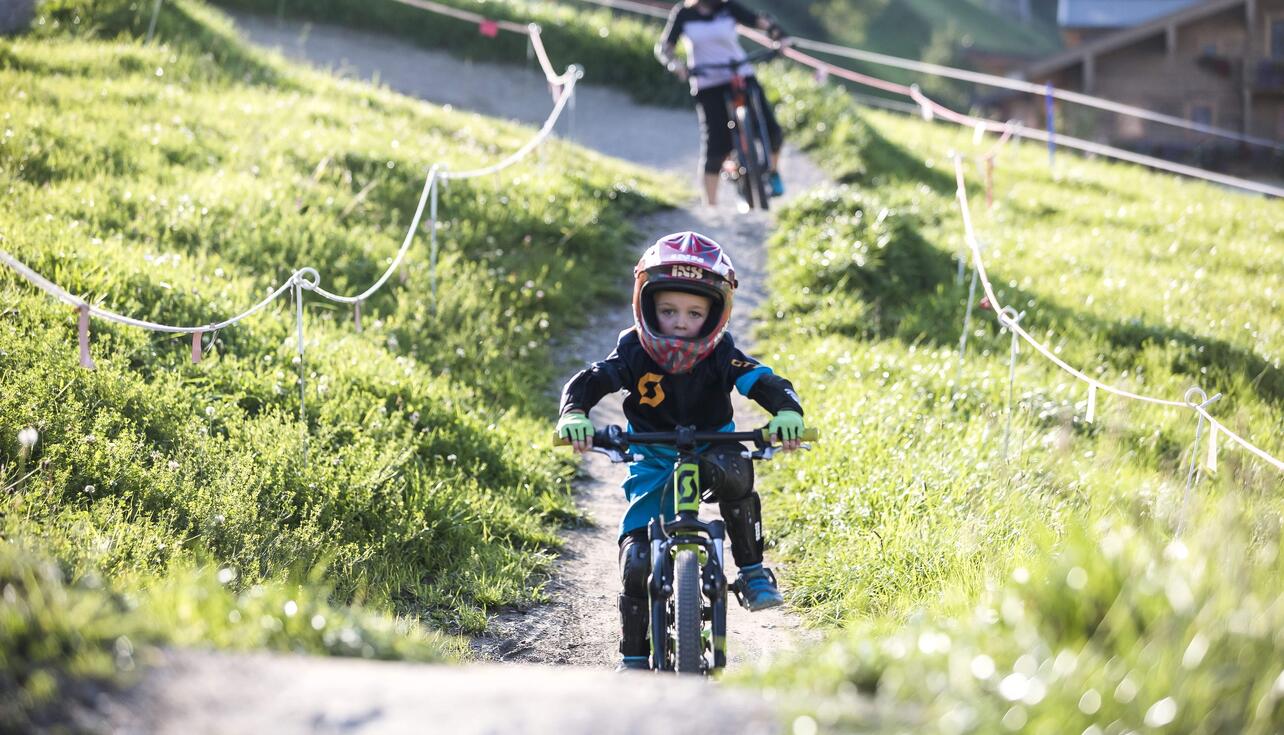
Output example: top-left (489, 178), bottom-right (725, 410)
top-left (699, 444), bottom-right (754, 503)
top-left (720, 490), bottom-right (764, 568)
top-left (618, 530), bottom-right (650, 598)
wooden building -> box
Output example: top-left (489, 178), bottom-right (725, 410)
top-left (997, 0), bottom-right (1284, 154)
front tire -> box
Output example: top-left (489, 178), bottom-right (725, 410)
top-left (674, 549), bottom-right (704, 674)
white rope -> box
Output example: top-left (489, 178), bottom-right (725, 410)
top-left (526, 24), bottom-right (578, 86)
top-left (561, 0), bottom-right (1284, 151)
top-left (438, 70), bottom-right (582, 180)
top-left (1195, 408), bottom-right (1284, 472)
top-left (2, 65), bottom-right (582, 338)
top-left (950, 155), bottom-right (1284, 474)
top-left (917, 88), bottom-right (1284, 199)
top-left (789, 36), bottom-right (1284, 153)
top-left (311, 167), bottom-right (439, 305)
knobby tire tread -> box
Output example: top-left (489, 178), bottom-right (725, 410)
top-left (674, 550), bottom-right (703, 674)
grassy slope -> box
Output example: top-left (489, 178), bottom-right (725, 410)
top-left (741, 67), bottom-right (1284, 732)
top-left (0, 0), bottom-right (673, 724)
top-left (213, 0), bottom-right (689, 105)
top-left (741, 0), bottom-right (1062, 58)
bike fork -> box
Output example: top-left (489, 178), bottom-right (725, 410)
top-left (707, 520), bottom-right (728, 670)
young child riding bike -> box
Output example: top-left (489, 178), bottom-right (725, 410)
top-left (555, 231), bottom-right (806, 672)
top-left (655, 0), bottom-right (789, 206)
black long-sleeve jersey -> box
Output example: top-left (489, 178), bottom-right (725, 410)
top-left (559, 328), bottom-right (803, 432)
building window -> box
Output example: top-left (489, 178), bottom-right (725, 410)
top-left (1187, 103), bottom-right (1214, 127)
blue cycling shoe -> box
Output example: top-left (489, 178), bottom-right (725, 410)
top-left (615, 656), bottom-right (650, 672)
top-left (734, 564), bottom-right (784, 611)
top-left (769, 172), bottom-right (785, 198)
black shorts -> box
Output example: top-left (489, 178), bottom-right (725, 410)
top-left (694, 76), bottom-right (783, 174)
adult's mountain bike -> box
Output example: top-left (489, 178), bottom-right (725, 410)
top-left (690, 46), bottom-right (781, 212)
top-left (560, 423), bottom-right (817, 675)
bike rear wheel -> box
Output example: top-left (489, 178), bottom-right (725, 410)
top-left (673, 549), bottom-right (704, 674)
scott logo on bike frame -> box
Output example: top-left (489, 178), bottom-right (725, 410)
top-left (674, 462), bottom-right (700, 513)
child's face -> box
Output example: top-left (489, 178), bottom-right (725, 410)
top-left (654, 290), bottom-right (712, 338)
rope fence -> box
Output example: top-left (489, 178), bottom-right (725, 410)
top-left (564, 0), bottom-right (1283, 197)
top-left (2, 1), bottom-right (585, 429)
top-left (948, 155), bottom-right (1284, 489)
top-left (560, 0), bottom-right (1284, 153)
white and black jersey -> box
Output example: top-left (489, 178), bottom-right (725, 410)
top-left (660, 1), bottom-right (762, 93)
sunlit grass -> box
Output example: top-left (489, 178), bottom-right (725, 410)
top-left (740, 67), bottom-right (1284, 732)
top-left (0, 0), bottom-right (676, 721)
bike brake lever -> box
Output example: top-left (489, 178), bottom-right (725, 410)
top-left (741, 443), bottom-right (812, 461)
top-left (741, 446), bottom-right (778, 461)
top-left (589, 447), bottom-right (641, 463)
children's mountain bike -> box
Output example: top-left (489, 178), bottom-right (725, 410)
top-left (690, 46), bottom-right (781, 212)
top-left (560, 423), bottom-right (817, 675)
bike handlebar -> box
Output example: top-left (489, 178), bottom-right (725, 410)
top-left (687, 46), bottom-right (780, 76)
top-left (553, 424), bottom-right (819, 449)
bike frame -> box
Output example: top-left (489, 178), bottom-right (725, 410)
top-left (578, 424), bottom-right (812, 674)
top-left (690, 47), bottom-right (780, 211)
top-left (724, 74), bottom-right (774, 188)
top-left (646, 428), bottom-right (731, 672)
top-left (688, 46), bottom-right (775, 209)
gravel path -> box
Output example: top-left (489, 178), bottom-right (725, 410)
top-left (94, 12), bottom-right (835, 732)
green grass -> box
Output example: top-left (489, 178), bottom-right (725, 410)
top-left (1, 0), bottom-right (674, 724)
top-left (737, 67), bottom-right (1284, 732)
top-left (207, 0), bottom-right (689, 105)
top-left (742, 0), bottom-right (1062, 58)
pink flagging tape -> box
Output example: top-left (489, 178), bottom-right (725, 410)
top-left (388, 0), bottom-right (526, 35)
top-left (191, 328), bottom-right (205, 364)
top-left (479, 19), bottom-right (499, 38)
top-left (77, 304), bottom-right (95, 370)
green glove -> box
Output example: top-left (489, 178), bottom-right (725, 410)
top-left (768, 410), bottom-right (804, 442)
top-left (557, 411), bottom-right (594, 443)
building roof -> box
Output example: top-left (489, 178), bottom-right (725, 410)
top-left (1058, 0), bottom-right (1206, 28)
top-left (1058, 0), bottom-right (1204, 29)
top-left (1028, 0), bottom-right (1246, 79)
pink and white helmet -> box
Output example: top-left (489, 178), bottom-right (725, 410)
top-left (632, 231), bottom-right (738, 374)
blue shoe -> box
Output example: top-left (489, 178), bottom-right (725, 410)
top-left (615, 656), bottom-right (650, 672)
top-left (769, 172), bottom-right (784, 197)
top-left (734, 564), bottom-right (784, 611)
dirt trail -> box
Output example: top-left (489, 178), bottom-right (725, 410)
top-left (91, 13), bottom-right (834, 732)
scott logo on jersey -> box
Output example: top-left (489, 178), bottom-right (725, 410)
top-left (637, 372), bottom-right (666, 407)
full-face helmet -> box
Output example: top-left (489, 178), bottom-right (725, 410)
top-left (632, 231), bottom-right (737, 374)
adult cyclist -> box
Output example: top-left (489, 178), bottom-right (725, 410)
top-left (655, 0), bottom-right (788, 207)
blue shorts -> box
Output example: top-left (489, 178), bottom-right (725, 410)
top-left (617, 366), bottom-right (771, 539)
top-left (618, 421), bottom-right (736, 539)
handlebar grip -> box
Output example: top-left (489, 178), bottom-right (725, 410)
top-left (758, 427), bottom-right (821, 442)
top-left (554, 433), bottom-right (599, 447)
